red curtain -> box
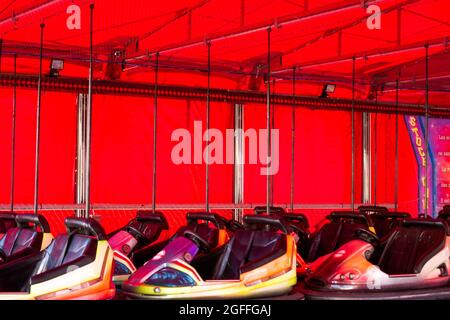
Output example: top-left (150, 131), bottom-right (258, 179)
top-left (0, 90), bottom-right (419, 234)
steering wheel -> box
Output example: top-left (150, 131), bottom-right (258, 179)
top-left (126, 225), bottom-right (150, 246)
top-left (355, 228), bottom-right (379, 246)
top-left (183, 230), bottom-right (211, 253)
top-left (0, 248), bottom-right (7, 264)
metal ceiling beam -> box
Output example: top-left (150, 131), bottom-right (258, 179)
top-left (371, 49), bottom-right (450, 83)
top-left (273, 37), bottom-right (447, 73)
top-left (276, 0), bottom-right (419, 60)
top-left (127, 0), bottom-right (367, 60)
top-left (1, 73), bottom-right (449, 117)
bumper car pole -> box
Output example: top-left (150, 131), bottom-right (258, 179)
top-left (374, 92), bottom-right (378, 206)
top-left (85, 3), bottom-right (94, 218)
top-left (290, 66), bottom-right (296, 213)
top-left (34, 22), bottom-right (45, 215)
top-left (351, 56), bottom-right (355, 211)
top-left (10, 54), bottom-right (17, 213)
top-left (424, 43), bottom-right (429, 218)
top-left (205, 41), bottom-right (211, 213)
top-left (266, 27), bottom-right (271, 214)
top-left (395, 78), bottom-right (399, 211)
top-left (152, 52), bottom-right (159, 214)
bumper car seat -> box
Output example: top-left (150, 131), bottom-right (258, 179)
top-left (0, 213), bottom-right (17, 237)
top-left (0, 214), bottom-right (52, 264)
top-left (0, 217), bottom-right (114, 300)
top-left (306, 211), bottom-right (369, 263)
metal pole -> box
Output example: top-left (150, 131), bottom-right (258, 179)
top-left (205, 41), bottom-right (211, 212)
top-left (33, 23), bottom-right (45, 215)
top-left (290, 67), bottom-right (296, 213)
top-left (395, 78), bottom-right (399, 211)
top-left (266, 27), bottom-right (272, 215)
top-left (10, 55), bottom-right (17, 213)
top-left (85, 3), bottom-right (94, 218)
top-left (362, 112), bottom-right (371, 204)
top-left (424, 44), bottom-right (429, 217)
top-left (374, 92), bottom-right (378, 205)
top-left (270, 79), bottom-right (275, 205)
top-left (152, 53), bottom-right (159, 214)
top-left (76, 94), bottom-right (87, 218)
top-left (234, 103), bottom-right (244, 222)
top-left (351, 56), bottom-right (356, 211)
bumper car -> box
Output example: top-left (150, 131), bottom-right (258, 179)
top-left (109, 211), bottom-right (169, 286)
top-left (122, 214), bottom-right (297, 300)
top-left (130, 212), bottom-right (229, 269)
top-left (296, 210), bottom-right (408, 276)
top-left (0, 214), bottom-right (53, 264)
top-left (0, 217), bottom-right (115, 300)
top-left (301, 218), bottom-right (450, 300)
top-left (296, 211), bottom-right (371, 275)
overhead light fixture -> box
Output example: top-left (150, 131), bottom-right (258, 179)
top-left (320, 83), bottom-right (336, 98)
top-left (49, 59), bottom-right (64, 77)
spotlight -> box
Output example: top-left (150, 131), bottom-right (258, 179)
top-left (49, 59), bottom-right (64, 77)
top-left (320, 83), bottom-right (336, 98)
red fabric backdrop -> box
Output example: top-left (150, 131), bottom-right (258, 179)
top-left (0, 88), bottom-right (419, 234)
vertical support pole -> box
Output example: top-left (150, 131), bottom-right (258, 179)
top-left (351, 56), bottom-right (356, 211)
top-left (266, 27), bottom-right (272, 214)
top-left (395, 78), bottom-right (399, 211)
top-left (34, 23), bottom-right (45, 215)
top-left (85, 3), bottom-right (94, 218)
top-left (234, 103), bottom-right (244, 223)
top-left (152, 53), bottom-right (159, 214)
top-left (10, 55), bottom-right (17, 213)
top-left (205, 41), bottom-right (211, 213)
top-left (362, 112), bottom-right (371, 204)
top-left (424, 44), bottom-right (429, 217)
top-left (270, 79), bottom-right (275, 204)
top-left (373, 92), bottom-right (378, 205)
top-left (76, 94), bottom-right (88, 218)
top-left (290, 67), bottom-right (296, 213)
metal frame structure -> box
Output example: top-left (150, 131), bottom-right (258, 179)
top-left (10, 55), bottom-right (17, 213)
top-left (0, 0), bottom-right (446, 222)
top-left (362, 112), bottom-right (371, 204)
top-left (205, 41), bottom-right (212, 213)
top-left (76, 93), bottom-right (88, 218)
top-left (351, 56), bottom-right (356, 211)
top-left (233, 103), bottom-right (244, 222)
top-left (152, 53), bottom-right (160, 214)
top-left (290, 67), bottom-right (296, 213)
top-left (33, 23), bottom-right (45, 215)
top-left (0, 74), bottom-right (448, 117)
top-left (266, 27), bottom-right (272, 215)
top-left (424, 43), bottom-right (430, 217)
top-left (84, 3), bottom-right (94, 218)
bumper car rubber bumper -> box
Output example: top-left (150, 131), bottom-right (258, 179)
top-left (298, 282), bottom-right (450, 300)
